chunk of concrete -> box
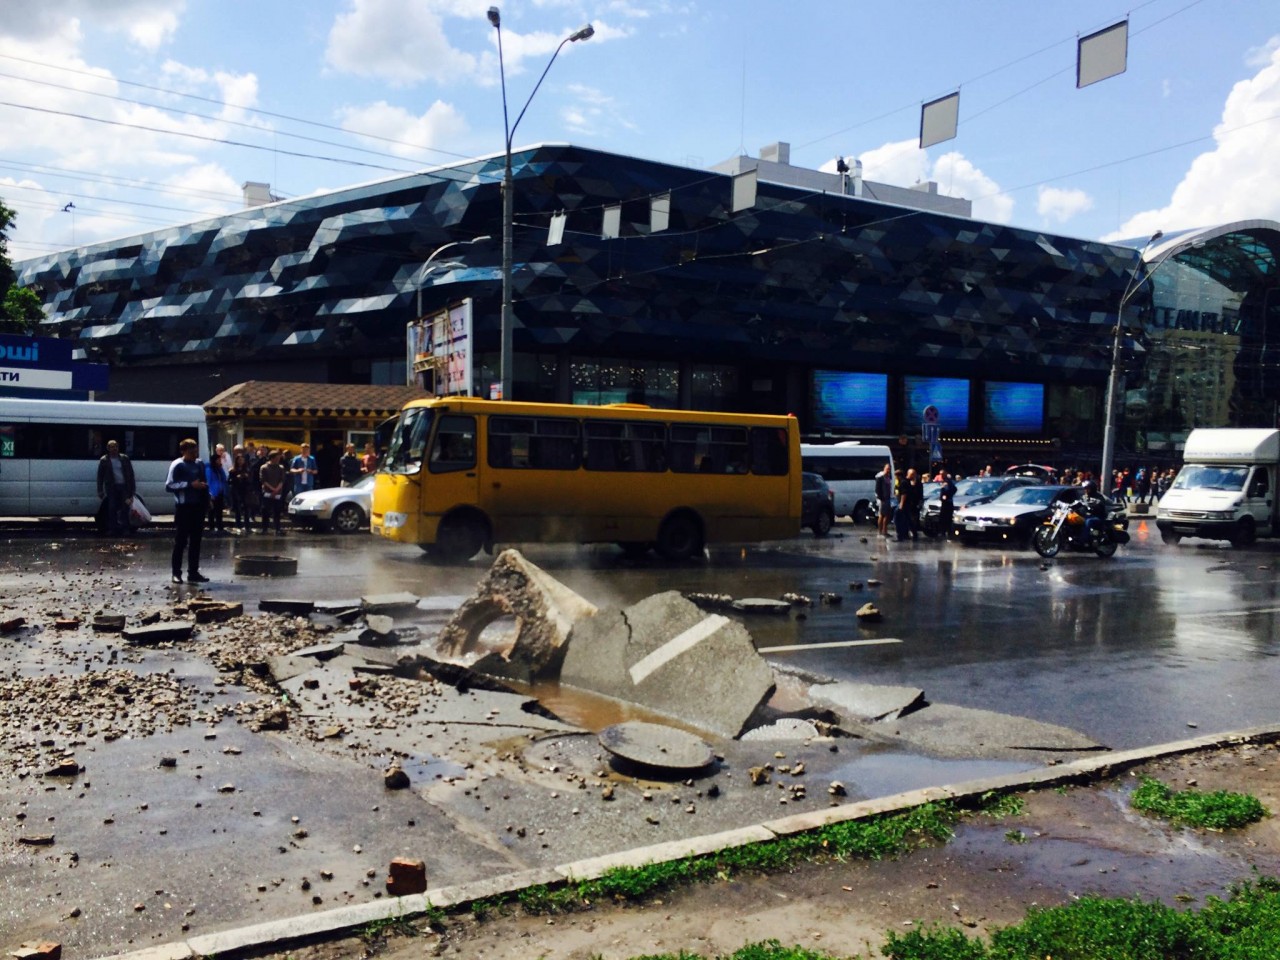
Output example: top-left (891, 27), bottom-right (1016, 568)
top-left (122, 622), bottom-right (194, 645)
top-left (810, 681), bottom-right (925, 722)
top-left (360, 592), bottom-right (420, 614)
top-left (561, 591), bottom-right (775, 739)
top-left (91, 614), bottom-right (126, 632)
top-left (292, 641), bottom-right (346, 661)
top-left (436, 549), bottom-right (597, 682)
top-left (258, 598), bottom-right (315, 616)
top-left (732, 598), bottom-right (793, 614)
top-left (191, 601), bottom-right (244, 624)
top-left (359, 615), bottom-right (397, 645)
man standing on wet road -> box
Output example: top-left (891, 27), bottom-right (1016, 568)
top-left (166, 438), bottom-right (210, 584)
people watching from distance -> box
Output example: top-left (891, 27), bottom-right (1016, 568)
top-left (259, 449), bottom-right (286, 534)
top-left (165, 437), bottom-right (209, 584)
top-left (340, 442), bottom-right (362, 487)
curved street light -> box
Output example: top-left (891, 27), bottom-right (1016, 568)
top-left (488, 7), bottom-right (594, 400)
top-left (1099, 229), bottom-right (1164, 497)
top-left (414, 235), bottom-right (491, 319)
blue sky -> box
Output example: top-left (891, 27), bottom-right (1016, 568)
top-left (2, 0), bottom-right (1278, 262)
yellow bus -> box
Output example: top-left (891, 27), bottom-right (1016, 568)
top-left (371, 398), bottom-right (801, 561)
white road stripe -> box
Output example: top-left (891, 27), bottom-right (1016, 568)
top-left (757, 638), bottom-right (903, 654)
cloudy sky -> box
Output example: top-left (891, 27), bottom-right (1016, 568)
top-left (1, 0), bottom-right (1277, 261)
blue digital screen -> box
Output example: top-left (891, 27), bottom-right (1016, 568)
top-left (902, 376), bottom-right (970, 431)
top-left (812, 371), bottom-right (888, 431)
top-left (985, 381), bottom-right (1044, 434)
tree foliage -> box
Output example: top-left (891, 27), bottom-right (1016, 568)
top-left (0, 197), bottom-right (43, 335)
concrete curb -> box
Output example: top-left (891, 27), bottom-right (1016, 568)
top-left (103, 723), bottom-right (1280, 960)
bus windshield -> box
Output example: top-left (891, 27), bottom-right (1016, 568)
top-left (381, 408), bottom-right (434, 475)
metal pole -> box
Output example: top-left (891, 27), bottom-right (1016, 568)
top-left (500, 152), bottom-right (514, 400)
top-left (1099, 230), bottom-right (1163, 496)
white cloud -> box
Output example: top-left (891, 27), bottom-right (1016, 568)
top-left (324, 0), bottom-right (486, 86)
top-left (559, 83), bottom-right (635, 138)
top-left (827, 139), bottom-right (1014, 223)
top-left (1104, 37), bottom-right (1280, 242)
top-left (338, 101), bottom-right (471, 159)
top-left (1037, 186), bottom-right (1094, 225)
top-left (0, 0), bottom-right (185, 49)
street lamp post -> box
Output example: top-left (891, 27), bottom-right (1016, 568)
top-left (488, 7), bottom-right (593, 400)
top-left (1099, 229), bottom-right (1163, 496)
top-left (413, 235), bottom-right (491, 395)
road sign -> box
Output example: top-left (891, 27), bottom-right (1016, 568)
top-left (921, 422), bottom-right (940, 444)
top-left (922, 404), bottom-right (940, 425)
top-left (930, 440), bottom-right (943, 461)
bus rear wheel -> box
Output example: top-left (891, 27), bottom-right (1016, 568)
top-left (656, 512), bottom-right (704, 561)
top-left (432, 515), bottom-right (486, 563)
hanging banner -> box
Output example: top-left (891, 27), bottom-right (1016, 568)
top-left (406, 298), bottom-right (473, 396)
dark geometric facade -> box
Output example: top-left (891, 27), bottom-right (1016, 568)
top-left (15, 144), bottom-right (1280, 465)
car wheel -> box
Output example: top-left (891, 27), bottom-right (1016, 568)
top-left (432, 514), bottom-right (486, 563)
top-left (330, 502), bottom-right (366, 534)
top-left (1230, 516), bottom-right (1257, 548)
top-left (656, 511), bottom-right (704, 561)
top-left (853, 501), bottom-right (877, 525)
top-left (812, 508), bottom-right (834, 537)
top-left (1160, 529), bottom-right (1182, 545)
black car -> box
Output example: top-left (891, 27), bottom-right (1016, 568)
top-left (801, 471), bottom-right (835, 537)
top-left (953, 484), bottom-right (1082, 543)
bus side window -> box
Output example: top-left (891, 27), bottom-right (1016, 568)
top-left (429, 415), bottom-right (476, 473)
top-left (749, 427), bottom-right (789, 475)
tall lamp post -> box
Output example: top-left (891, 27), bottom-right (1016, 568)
top-left (1099, 229), bottom-right (1163, 496)
top-left (488, 6), bottom-right (594, 400)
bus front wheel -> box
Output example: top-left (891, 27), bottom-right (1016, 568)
top-left (432, 514), bottom-right (486, 563)
top-left (656, 512), bottom-right (704, 561)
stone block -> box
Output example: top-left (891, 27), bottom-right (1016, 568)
top-left (359, 614), bottom-right (397, 644)
top-left (122, 622), bottom-right (194, 645)
top-left (258, 598), bottom-right (314, 615)
top-left (192, 601), bottom-right (244, 623)
top-left (8, 943), bottom-right (61, 960)
top-left (437, 549), bottom-right (597, 682)
top-left (0, 616), bottom-right (26, 633)
top-left (360, 591), bottom-right (420, 613)
top-left (562, 591), bottom-right (774, 739)
top-left (91, 614), bottom-right (126, 632)
top-left (386, 857), bottom-right (427, 896)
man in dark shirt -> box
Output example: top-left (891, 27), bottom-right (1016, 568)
top-left (165, 438), bottom-right (209, 583)
top-left (96, 439), bottom-right (136, 535)
top-left (340, 442), bottom-right (362, 487)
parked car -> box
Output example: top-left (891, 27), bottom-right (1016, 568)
top-left (1003, 463), bottom-right (1059, 482)
top-left (954, 484), bottom-right (1082, 544)
top-left (287, 474), bottom-right (374, 533)
top-left (921, 474), bottom-right (1045, 535)
top-left (800, 471), bottom-right (835, 537)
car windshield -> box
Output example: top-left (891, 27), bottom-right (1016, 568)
top-left (993, 485), bottom-right (1062, 506)
top-left (381, 408), bottom-right (433, 475)
top-left (1172, 464), bottom-right (1249, 492)
top-left (956, 478), bottom-right (1004, 497)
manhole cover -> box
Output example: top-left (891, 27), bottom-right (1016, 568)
top-left (598, 721), bottom-right (713, 773)
top-left (234, 554), bottom-right (298, 576)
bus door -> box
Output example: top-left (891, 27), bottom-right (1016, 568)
top-left (423, 413), bottom-right (480, 538)
top-left (0, 421), bottom-right (27, 516)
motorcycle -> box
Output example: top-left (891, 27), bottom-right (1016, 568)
top-left (1032, 498), bottom-right (1130, 558)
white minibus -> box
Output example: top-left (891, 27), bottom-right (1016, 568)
top-left (0, 398), bottom-right (209, 519)
top-left (800, 441), bottom-right (894, 524)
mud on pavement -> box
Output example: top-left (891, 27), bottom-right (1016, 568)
top-left (2, 535), bottom-right (1115, 957)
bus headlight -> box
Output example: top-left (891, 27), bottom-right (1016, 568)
top-left (382, 512), bottom-right (408, 529)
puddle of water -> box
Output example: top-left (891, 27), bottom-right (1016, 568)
top-left (522, 680), bottom-right (707, 734)
top-left (828, 748), bottom-right (1034, 798)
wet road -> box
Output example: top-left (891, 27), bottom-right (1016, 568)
top-left (7, 515), bottom-right (1279, 752)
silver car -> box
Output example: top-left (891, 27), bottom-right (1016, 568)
top-left (287, 474), bottom-right (374, 533)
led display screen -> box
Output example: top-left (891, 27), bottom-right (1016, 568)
top-left (902, 376), bottom-right (969, 431)
top-left (811, 371), bottom-right (888, 431)
top-left (984, 381), bottom-right (1044, 434)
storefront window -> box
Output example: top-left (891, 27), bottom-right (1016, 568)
top-left (570, 358), bottom-right (678, 407)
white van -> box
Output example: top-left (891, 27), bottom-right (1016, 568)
top-left (1156, 428), bottom-right (1280, 547)
top-left (800, 442), bottom-right (894, 524)
top-left (0, 398), bottom-right (208, 519)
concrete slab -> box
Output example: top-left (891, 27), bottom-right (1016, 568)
top-left (731, 598), bottom-right (792, 614)
top-left (562, 591), bottom-right (775, 739)
top-left (361, 591), bottom-right (421, 613)
top-left (107, 945), bottom-right (194, 960)
top-left (855, 703), bottom-right (1106, 758)
top-left (258, 598), bottom-right (315, 615)
top-left (810, 680), bottom-right (925, 722)
top-left (122, 621), bottom-right (194, 645)
top-left (312, 598), bottom-right (362, 615)
top-left (437, 549), bottom-right (597, 682)
top-left (291, 641), bottom-right (346, 661)
top-left (267, 653), bottom-right (322, 684)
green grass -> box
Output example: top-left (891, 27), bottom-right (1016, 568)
top-left (619, 878), bottom-right (1280, 960)
top-left (1130, 776), bottom-right (1269, 830)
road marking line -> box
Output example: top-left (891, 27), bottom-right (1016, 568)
top-left (758, 638), bottom-right (903, 654)
top-left (629, 614), bottom-right (730, 684)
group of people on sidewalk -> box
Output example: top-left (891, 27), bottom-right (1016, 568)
top-left (95, 436), bottom-right (380, 585)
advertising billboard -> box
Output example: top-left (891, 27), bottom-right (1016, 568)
top-left (902, 376), bottom-right (970, 431)
top-left (811, 371), bottom-right (888, 431)
top-left (984, 381), bottom-right (1044, 434)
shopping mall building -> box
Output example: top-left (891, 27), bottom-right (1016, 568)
top-left (15, 141), bottom-right (1280, 468)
